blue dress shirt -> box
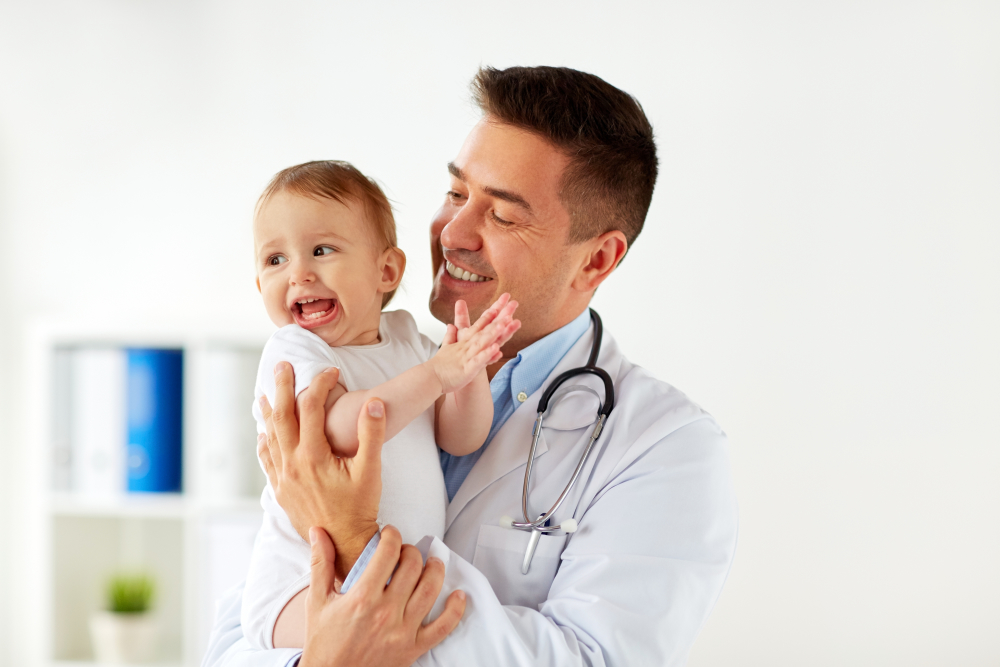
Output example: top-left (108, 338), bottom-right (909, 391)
top-left (340, 309), bottom-right (591, 593)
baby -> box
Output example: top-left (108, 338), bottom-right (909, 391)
top-left (243, 160), bottom-right (519, 650)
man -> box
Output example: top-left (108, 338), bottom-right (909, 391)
top-left (204, 65), bottom-right (738, 667)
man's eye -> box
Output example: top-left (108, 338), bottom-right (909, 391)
top-left (314, 246), bottom-right (336, 256)
top-left (491, 210), bottom-right (513, 226)
top-left (267, 255), bottom-right (287, 266)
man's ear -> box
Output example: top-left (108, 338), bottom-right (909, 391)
top-left (571, 230), bottom-right (628, 294)
top-left (256, 276), bottom-right (261, 293)
top-left (377, 247), bottom-right (406, 294)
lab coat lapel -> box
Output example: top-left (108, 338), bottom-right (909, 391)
top-left (444, 391), bottom-right (545, 530)
top-left (444, 323), bottom-right (597, 531)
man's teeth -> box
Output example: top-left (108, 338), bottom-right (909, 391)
top-left (445, 260), bottom-right (490, 282)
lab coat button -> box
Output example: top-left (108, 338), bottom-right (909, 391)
top-left (517, 391), bottom-right (528, 403)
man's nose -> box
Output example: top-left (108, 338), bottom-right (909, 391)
top-left (439, 203), bottom-right (483, 252)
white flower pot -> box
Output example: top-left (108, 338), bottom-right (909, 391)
top-left (89, 611), bottom-right (159, 664)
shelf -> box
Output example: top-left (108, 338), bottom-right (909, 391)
top-left (28, 328), bottom-right (271, 666)
top-left (50, 493), bottom-right (262, 519)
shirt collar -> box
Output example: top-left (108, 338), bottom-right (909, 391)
top-left (490, 309), bottom-right (592, 408)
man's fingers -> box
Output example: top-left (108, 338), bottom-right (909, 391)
top-left (298, 367), bottom-right (340, 459)
top-left (259, 396), bottom-right (284, 472)
top-left (354, 398), bottom-right (387, 482)
top-left (415, 589), bottom-right (467, 653)
top-left (307, 527), bottom-right (339, 600)
top-left (354, 525), bottom-right (401, 595)
top-left (403, 554), bottom-right (444, 625)
top-left (271, 362), bottom-right (300, 457)
top-left (257, 433), bottom-right (277, 486)
top-left (385, 544), bottom-right (425, 605)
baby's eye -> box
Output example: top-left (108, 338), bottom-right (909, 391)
top-left (446, 190), bottom-right (465, 203)
top-left (314, 246), bottom-right (336, 256)
top-left (267, 255), bottom-right (287, 266)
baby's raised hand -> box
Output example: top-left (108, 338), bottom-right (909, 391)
top-left (433, 294), bottom-right (521, 393)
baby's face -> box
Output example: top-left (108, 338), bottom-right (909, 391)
top-left (254, 190), bottom-right (393, 346)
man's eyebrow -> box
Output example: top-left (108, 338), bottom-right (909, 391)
top-left (448, 162), bottom-right (533, 212)
top-left (483, 185), bottom-right (532, 212)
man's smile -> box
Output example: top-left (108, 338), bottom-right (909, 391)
top-left (440, 248), bottom-right (495, 284)
top-left (444, 260), bottom-right (491, 283)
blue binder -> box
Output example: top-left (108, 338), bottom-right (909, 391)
top-left (126, 348), bottom-right (184, 493)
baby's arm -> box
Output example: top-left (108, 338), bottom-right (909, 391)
top-left (324, 295), bottom-right (519, 456)
top-left (241, 486), bottom-right (312, 650)
top-left (435, 298), bottom-right (515, 455)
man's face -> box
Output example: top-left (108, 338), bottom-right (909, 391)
top-left (428, 118), bottom-right (579, 349)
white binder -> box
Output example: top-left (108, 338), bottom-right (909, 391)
top-left (70, 348), bottom-right (127, 496)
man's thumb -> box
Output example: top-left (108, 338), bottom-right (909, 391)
top-left (356, 398), bottom-right (386, 475)
top-left (308, 527), bottom-right (338, 599)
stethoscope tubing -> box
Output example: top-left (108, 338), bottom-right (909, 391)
top-left (506, 309), bottom-right (616, 573)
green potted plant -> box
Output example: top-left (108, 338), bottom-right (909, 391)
top-left (89, 572), bottom-right (159, 664)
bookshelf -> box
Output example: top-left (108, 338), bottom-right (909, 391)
top-left (23, 318), bottom-right (273, 667)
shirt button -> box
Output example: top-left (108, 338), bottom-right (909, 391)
top-left (517, 391), bottom-right (528, 403)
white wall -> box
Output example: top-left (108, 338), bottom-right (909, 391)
top-left (1, 1), bottom-right (998, 665)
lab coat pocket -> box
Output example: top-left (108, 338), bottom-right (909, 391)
top-left (472, 524), bottom-right (567, 609)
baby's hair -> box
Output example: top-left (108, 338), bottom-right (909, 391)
top-left (256, 160), bottom-right (399, 308)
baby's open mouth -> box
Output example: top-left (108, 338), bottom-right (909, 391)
top-left (293, 298), bottom-right (337, 324)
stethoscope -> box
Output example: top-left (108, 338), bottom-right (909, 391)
top-left (500, 309), bottom-right (615, 574)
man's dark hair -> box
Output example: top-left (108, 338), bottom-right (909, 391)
top-left (472, 66), bottom-right (658, 248)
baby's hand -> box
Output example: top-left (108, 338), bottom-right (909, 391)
top-left (432, 294), bottom-right (521, 394)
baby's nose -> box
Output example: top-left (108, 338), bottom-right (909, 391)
top-left (290, 267), bottom-right (316, 284)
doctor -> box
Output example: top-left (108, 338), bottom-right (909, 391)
top-left (205, 65), bottom-right (738, 666)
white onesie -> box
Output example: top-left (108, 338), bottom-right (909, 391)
top-left (242, 309), bottom-right (448, 650)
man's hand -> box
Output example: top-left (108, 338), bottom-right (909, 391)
top-left (432, 293), bottom-right (520, 393)
top-left (257, 363), bottom-right (380, 580)
top-left (300, 525), bottom-right (466, 667)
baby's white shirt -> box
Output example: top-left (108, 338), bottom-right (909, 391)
top-left (242, 309), bottom-right (447, 650)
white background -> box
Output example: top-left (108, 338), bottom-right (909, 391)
top-left (1, 1), bottom-right (998, 665)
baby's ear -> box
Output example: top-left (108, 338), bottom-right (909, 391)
top-left (378, 246), bottom-right (406, 292)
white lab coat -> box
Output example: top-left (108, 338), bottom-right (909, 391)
top-left (203, 323), bottom-right (738, 667)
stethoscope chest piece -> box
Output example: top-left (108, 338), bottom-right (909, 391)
top-left (499, 309), bottom-right (613, 574)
